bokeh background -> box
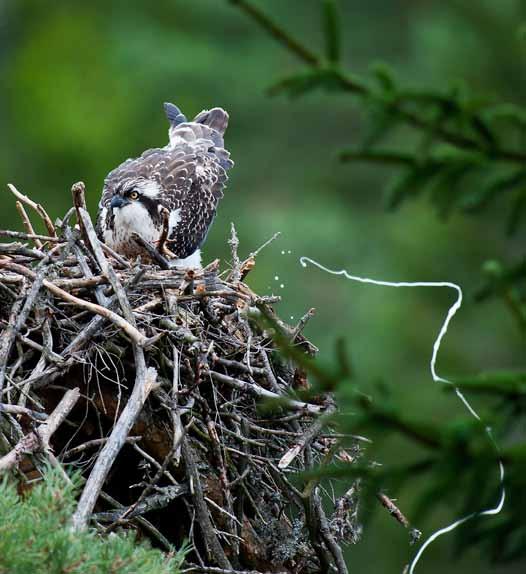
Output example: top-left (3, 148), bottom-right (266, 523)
top-left (1, 1), bottom-right (524, 572)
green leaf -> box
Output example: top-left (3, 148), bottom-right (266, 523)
top-left (268, 67), bottom-right (347, 98)
top-left (474, 257), bottom-right (526, 302)
top-left (507, 187), bottom-right (526, 236)
top-left (370, 62), bottom-right (397, 95)
top-left (322, 0), bottom-right (342, 63)
top-left (470, 114), bottom-right (498, 149)
top-left (461, 168), bottom-right (526, 213)
top-left (487, 103), bottom-right (526, 130)
top-left (451, 371), bottom-right (526, 396)
top-left (385, 162), bottom-right (441, 210)
top-left (361, 103), bottom-right (400, 149)
top-left (428, 161), bottom-right (478, 219)
top-left (0, 468), bottom-right (187, 573)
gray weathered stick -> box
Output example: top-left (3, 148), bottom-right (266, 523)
top-left (210, 370), bottom-right (324, 414)
top-left (14, 203), bottom-right (43, 249)
top-left (0, 387), bottom-right (80, 473)
top-left (278, 403), bottom-right (336, 469)
top-left (0, 260), bottom-right (147, 347)
top-left (0, 259), bottom-right (51, 396)
top-left (228, 222), bottom-right (242, 283)
top-left (182, 439), bottom-right (232, 569)
top-left (7, 183), bottom-right (57, 237)
top-left (70, 365), bottom-right (158, 531)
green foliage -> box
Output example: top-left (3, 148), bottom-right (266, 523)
top-left (229, 0), bottom-right (526, 306)
top-left (2, 0), bottom-right (525, 571)
top-left (230, 0), bottom-right (526, 567)
top-left (0, 469), bottom-right (186, 574)
top-left (322, 0), bottom-right (342, 64)
top-left (231, 1), bottom-right (526, 233)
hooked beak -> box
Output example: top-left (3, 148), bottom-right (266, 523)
top-left (110, 195), bottom-right (127, 209)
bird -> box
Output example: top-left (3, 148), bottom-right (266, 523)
top-left (96, 102), bottom-right (234, 268)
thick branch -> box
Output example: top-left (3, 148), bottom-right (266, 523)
top-left (70, 366), bottom-right (158, 531)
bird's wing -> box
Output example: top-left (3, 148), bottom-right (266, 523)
top-left (96, 144), bottom-right (233, 258)
top-left (163, 145), bottom-right (231, 258)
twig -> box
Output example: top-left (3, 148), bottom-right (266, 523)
top-left (0, 387), bottom-right (80, 472)
top-left (133, 234), bottom-right (171, 269)
top-left (182, 439), bottom-right (232, 569)
top-left (14, 203), bottom-right (43, 249)
top-left (70, 366), bottom-right (158, 531)
top-left (278, 403), bottom-right (336, 469)
top-left (376, 491), bottom-right (421, 542)
top-left (94, 483), bottom-right (188, 522)
top-left (100, 242), bottom-right (131, 269)
top-left (182, 566), bottom-right (286, 574)
top-left (0, 261), bottom-right (148, 347)
top-left (0, 403), bottom-right (48, 422)
top-left (0, 230), bottom-right (62, 243)
top-left (99, 491), bottom-right (175, 552)
top-left (0, 257), bottom-right (52, 396)
top-left (227, 0), bottom-right (319, 66)
top-left (132, 443), bottom-right (179, 485)
top-left (71, 181), bottom-right (91, 249)
top-left (172, 346), bottom-right (184, 463)
top-left (76, 205), bottom-right (141, 328)
top-left (228, 223), bottom-right (242, 283)
top-left (7, 183), bottom-right (57, 237)
top-left (112, 427), bottom-right (187, 527)
top-left (292, 308), bottom-right (316, 340)
top-left (210, 370), bottom-right (324, 414)
top-left (62, 436), bottom-right (141, 458)
top-left (248, 231), bottom-right (281, 259)
top-left (311, 487), bottom-right (348, 574)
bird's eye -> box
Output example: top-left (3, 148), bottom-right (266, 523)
top-left (129, 191), bottom-right (139, 200)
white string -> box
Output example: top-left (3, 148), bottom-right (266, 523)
top-left (299, 256), bottom-right (505, 573)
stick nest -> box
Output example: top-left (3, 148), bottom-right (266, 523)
top-left (0, 183), bottom-right (361, 574)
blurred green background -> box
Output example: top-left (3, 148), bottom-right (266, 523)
top-left (1, 1), bottom-right (524, 572)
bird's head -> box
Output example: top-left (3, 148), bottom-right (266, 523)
top-left (107, 177), bottom-right (165, 245)
top-left (109, 178), bottom-right (162, 211)
top-left (110, 188), bottom-right (138, 209)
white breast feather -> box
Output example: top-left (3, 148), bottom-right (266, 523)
top-left (175, 249), bottom-right (202, 268)
top-left (104, 203), bottom-right (159, 254)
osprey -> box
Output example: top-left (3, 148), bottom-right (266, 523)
top-left (96, 102), bottom-right (233, 267)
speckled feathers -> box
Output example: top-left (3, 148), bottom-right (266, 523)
top-left (96, 103), bottom-right (233, 264)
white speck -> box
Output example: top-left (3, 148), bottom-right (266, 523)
top-left (287, 250), bottom-right (292, 254)
top-left (281, 250), bottom-right (286, 255)
top-left (280, 284), bottom-right (284, 289)
top-left (274, 275), bottom-right (279, 281)
top-left (290, 315), bottom-right (295, 320)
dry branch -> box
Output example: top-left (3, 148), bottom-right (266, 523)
top-left (0, 185), bottom-right (365, 573)
top-left (70, 366), bottom-right (158, 531)
top-left (7, 183), bottom-right (56, 237)
top-left (0, 260), bottom-right (149, 346)
top-left (0, 388), bottom-right (80, 472)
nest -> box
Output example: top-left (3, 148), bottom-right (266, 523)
top-left (0, 183), bottom-right (362, 574)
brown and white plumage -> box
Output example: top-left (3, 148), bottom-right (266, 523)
top-left (96, 103), bottom-right (233, 267)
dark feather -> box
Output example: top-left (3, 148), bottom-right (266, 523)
top-left (96, 102), bottom-right (234, 261)
top-left (164, 102), bottom-right (187, 126)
